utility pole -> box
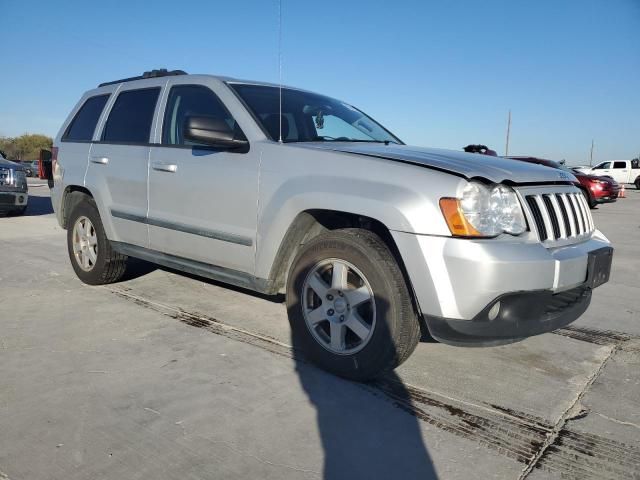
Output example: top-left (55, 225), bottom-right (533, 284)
top-left (590, 139), bottom-right (594, 166)
top-left (505, 110), bottom-right (511, 156)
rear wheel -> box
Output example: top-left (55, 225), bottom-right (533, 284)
top-left (286, 228), bottom-right (420, 381)
top-left (635, 177), bottom-right (640, 190)
top-left (66, 197), bottom-right (128, 285)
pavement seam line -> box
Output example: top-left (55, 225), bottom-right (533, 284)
top-left (107, 285), bottom-right (555, 432)
top-left (388, 377), bottom-right (552, 431)
top-left (107, 283), bottom-right (634, 472)
top-left (105, 286), bottom-right (293, 350)
top-left (517, 344), bottom-right (618, 480)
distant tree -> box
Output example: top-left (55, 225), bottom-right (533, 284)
top-left (0, 134), bottom-right (53, 161)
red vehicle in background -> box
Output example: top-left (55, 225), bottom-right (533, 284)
top-left (506, 157), bottom-right (619, 208)
top-left (462, 146), bottom-right (619, 209)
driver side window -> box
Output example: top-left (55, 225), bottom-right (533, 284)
top-left (594, 162), bottom-right (611, 169)
top-left (162, 85), bottom-right (241, 146)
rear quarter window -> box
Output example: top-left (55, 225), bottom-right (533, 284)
top-left (63, 94), bottom-right (110, 142)
top-left (101, 88), bottom-right (160, 143)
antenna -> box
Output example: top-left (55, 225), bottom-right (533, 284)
top-left (278, 0), bottom-right (283, 143)
top-left (505, 109), bottom-right (512, 156)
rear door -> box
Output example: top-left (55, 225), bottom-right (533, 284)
top-left (611, 161), bottom-right (629, 183)
top-left (147, 79), bottom-right (259, 274)
top-left (86, 80), bottom-right (165, 247)
top-left (55, 90), bottom-right (113, 214)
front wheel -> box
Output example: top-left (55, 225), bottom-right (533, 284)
top-left (286, 229), bottom-right (421, 381)
top-left (582, 189), bottom-right (597, 209)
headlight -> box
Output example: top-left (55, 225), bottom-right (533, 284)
top-left (440, 182), bottom-right (527, 237)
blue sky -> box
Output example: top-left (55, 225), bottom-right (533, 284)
top-left (1, 0), bottom-right (638, 164)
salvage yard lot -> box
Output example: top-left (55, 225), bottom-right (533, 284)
top-left (1, 181), bottom-right (639, 480)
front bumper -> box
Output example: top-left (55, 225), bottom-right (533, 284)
top-left (0, 191), bottom-right (28, 212)
top-left (594, 189), bottom-right (619, 203)
top-left (391, 230), bottom-right (612, 345)
top-left (426, 286), bottom-right (591, 346)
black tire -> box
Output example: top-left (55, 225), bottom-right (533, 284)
top-left (66, 196), bottom-right (128, 285)
top-left (582, 189), bottom-right (597, 209)
top-left (286, 228), bottom-right (421, 381)
top-left (635, 177), bottom-right (640, 190)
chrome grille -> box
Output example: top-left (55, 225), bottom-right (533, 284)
top-left (525, 191), bottom-right (594, 242)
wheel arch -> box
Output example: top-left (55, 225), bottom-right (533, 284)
top-left (577, 185), bottom-right (596, 208)
top-left (61, 185), bottom-right (94, 229)
top-left (262, 209), bottom-right (425, 327)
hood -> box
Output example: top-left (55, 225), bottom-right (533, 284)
top-left (592, 174), bottom-right (618, 185)
top-left (0, 156), bottom-right (23, 170)
top-left (295, 143), bottom-right (575, 184)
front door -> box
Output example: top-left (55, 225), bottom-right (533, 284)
top-left (148, 82), bottom-right (259, 274)
top-left (591, 161), bottom-right (613, 179)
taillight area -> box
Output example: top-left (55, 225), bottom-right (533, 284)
top-left (51, 147), bottom-right (59, 170)
top-left (46, 146), bottom-right (59, 187)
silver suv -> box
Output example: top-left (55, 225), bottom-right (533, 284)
top-left (51, 69), bottom-right (613, 380)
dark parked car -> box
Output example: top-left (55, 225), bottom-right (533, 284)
top-left (0, 153), bottom-right (29, 215)
top-left (506, 157), bottom-right (618, 208)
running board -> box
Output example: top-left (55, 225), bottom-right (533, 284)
top-left (110, 241), bottom-right (272, 294)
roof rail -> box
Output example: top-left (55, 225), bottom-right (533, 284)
top-left (98, 69), bottom-right (188, 87)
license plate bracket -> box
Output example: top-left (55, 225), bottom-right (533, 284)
top-left (586, 247), bottom-right (613, 289)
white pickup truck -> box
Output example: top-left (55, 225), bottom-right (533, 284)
top-left (575, 160), bottom-right (640, 189)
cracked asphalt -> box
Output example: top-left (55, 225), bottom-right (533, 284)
top-left (1, 181), bottom-right (639, 479)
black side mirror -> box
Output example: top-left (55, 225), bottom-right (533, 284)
top-left (183, 116), bottom-right (248, 150)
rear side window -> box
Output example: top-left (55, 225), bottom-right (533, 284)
top-left (63, 94), bottom-right (110, 141)
top-left (613, 161), bottom-right (626, 168)
top-left (102, 88), bottom-right (160, 143)
top-left (162, 85), bottom-right (242, 145)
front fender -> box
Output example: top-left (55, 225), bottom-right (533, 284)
top-left (253, 170), bottom-right (459, 280)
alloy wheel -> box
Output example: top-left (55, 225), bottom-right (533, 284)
top-left (301, 258), bottom-right (376, 355)
top-left (72, 216), bottom-right (98, 271)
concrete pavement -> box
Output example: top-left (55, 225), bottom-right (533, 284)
top-left (1, 181), bottom-right (638, 479)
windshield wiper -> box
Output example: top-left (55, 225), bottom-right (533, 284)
top-left (308, 138), bottom-right (398, 145)
top-left (342, 139), bottom-right (397, 145)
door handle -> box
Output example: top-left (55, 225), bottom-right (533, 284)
top-left (152, 162), bottom-right (178, 173)
top-left (90, 156), bottom-right (109, 165)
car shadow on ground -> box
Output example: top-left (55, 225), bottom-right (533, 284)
top-left (287, 276), bottom-right (438, 479)
top-left (294, 360), bottom-right (439, 479)
top-left (24, 194), bottom-right (54, 216)
top-left (120, 258), bottom-right (160, 281)
top-left (121, 260), bottom-right (439, 478)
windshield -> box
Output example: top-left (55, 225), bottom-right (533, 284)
top-left (229, 83), bottom-right (402, 144)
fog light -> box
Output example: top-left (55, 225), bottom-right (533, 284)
top-left (488, 301), bottom-right (501, 321)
